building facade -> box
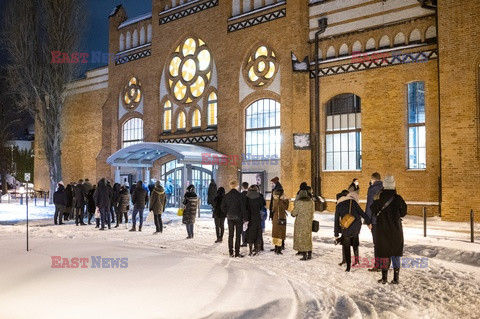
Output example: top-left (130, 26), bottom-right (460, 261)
top-left (34, 0), bottom-right (480, 221)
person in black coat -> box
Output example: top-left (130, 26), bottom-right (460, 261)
top-left (93, 178), bottom-right (112, 230)
top-left (212, 187), bottom-right (226, 243)
top-left (87, 185), bottom-right (96, 225)
top-left (334, 189), bottom-right (372, 272)
top-left (182, 185), bottom-right (199, 239)
top-left (53, 182), bottom-right (67, 225)
top-left (240, 182), bottom-right (249, 247)
top-left (207, 179), bottom-right (217, 207)
top-left (245, 185), bottom-right (266, 256)
top-left (370, 175), bottom-right (407, 284)
top-left (65, 184), bottom-right (73, 222)
top-left (73, 180), bottom-right (86, 226)
top-left (130, 181), bottom-right (148, 232)
top-left (366, 172), bottom-right (383, 272)
top-left (221, 180), bottom-right (247, 258)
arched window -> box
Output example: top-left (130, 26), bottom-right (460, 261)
top-left (119, 34), bottom-right (125, 51)
top-left (163, 100), bottom-right (172, 131)
top-left (407, 82), bottom-right (426, 169)
top-left (122, 118), bottom-right (143, 148)
top-left (177, 111), bottom-right (186, 130)
top-left (140, 27), bottom-right (146, 45)
top-left (132, 30), bottom-right (139, 47)
top-left (126, 32), bottom-right (131, 50)
top-left (192, 109), bottom-right (201, 128)
top-left (207, 92), bottom-right (217, 126)
top-left (325, 94), bottom-right (362, 171)
top-left (147, 24), bottom-right (152, 43)
top-left (245, 99), bottom-right (281, 158)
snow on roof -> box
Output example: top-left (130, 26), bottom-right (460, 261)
top-left (118, 12), bottom-right (152, 29)
top-left (109, 5), bottom-right (123, 17)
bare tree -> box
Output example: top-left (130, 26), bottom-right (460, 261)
top-left (2, 0), bottom-right (86, 201)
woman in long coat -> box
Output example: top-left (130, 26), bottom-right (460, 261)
top-left (271, 188), bottom-right (289, 255)
top-left (149, 181), bottom-right (166, 234)
top-left (370, 175), bottom-right (407, 284)
top-left (212, 187), bottom-right (226, 243)
top-left (245, 185), bottom-right (266, 256)
top-left (291, 189), bottom-right (315, 260)
top-left (182, 185), bottom-right (199, 239)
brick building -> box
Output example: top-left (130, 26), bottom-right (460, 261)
top-left (34, 0), bottom-right (480, 221)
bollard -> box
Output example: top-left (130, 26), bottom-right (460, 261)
top-left (34, 194), bottom-right (37, 206)
top-left (471, 210), bottom-right (474, 243)
top-left (423, 207), bottom-right (427, 237)
top-left (44, 192), bottom-right (47, 207)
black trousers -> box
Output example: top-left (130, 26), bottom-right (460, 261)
top-left (228, 219), bottom-right (242, 254)
top-left (154, 214), bottom-right (163, 232)
top-left (342, 236), bottom-right (359, 266)
top-left (371, 224), bottom-right (378, 267)
top-left (214, 217), bottom-right (225, 240)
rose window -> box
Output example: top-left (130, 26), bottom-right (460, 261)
top-left (167, 37), bottom-right (212, 104)
top-left (245, 46), bottom-right (277, 87)
top-left (122, 77), bottom-right (142, 110)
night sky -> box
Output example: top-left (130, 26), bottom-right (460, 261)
top-left (0, 0), bottom-right (152, 137)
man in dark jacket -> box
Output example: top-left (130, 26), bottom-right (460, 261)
top-left (93, 178), bottom-right (112, 230)
top-left (53, 182), bottom-right (67, 225)
top-left (366, 172), bottom-right (383, 272)
top-left (130, 181), bottom-right (148, 232)
top-left (207, 179), bottom-right (217, 207)
top-left (73, 180), bottom-right (86, 226)
top-left (240, 182), bottom-right (249, 246)
top-left (221, 180), bottom-right (247, 257)
top-left (371, 175), bottom-right (407, 284)
top-left (245, 185), bottom-right (266, 256)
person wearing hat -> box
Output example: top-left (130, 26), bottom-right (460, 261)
top-left (271, 188), bottom-right (289, 255)
top-left (53, 182), bottom-right (67, 225)
top-left (370, 175), bottom-right (407, 284)
top-left (245, 185), bottom-right (266, 256)
top-left (149, 181), bottom-right (167, 234)
top-left (182, 184), bottom-right (199, 239)
top-left (366, 172), bottom-right (383, 272)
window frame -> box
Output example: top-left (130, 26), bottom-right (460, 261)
top-left (407, 81), bottom-right (426, 170)
top-left (122, 117), bottom-right (144, 148)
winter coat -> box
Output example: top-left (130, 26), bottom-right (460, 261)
top-left (113, 183), bottom-right (121, 207)
top-left (334, 195), bottom-right (371, 238)
top-left (118, 190), bottom-right (130, 214)
top-left (366, 181), bottom-right (383, 224)
top-left (221, 189), bottom-right (246, 221)
top-left (207, 181), bottom-right (217, 205)
top-left (73, 184), bottom-right (86, 208)
top-left (93, 180), bottom-right (111, 208)
top-left (149, 186), bottom-right (166, 215)
top-left (212, 195), bottom-right (226, 219)
top-left (271, 196), bottom-right (289, 240)
top-left (65, 185), bottom-right (73, 208)
top-left (245, 190), bottom-right (266, 244)
top-left (87, 188), bottom-right (96, 214)
top-left (53, 185), bottom-right (67, 206)
top-left (132, 185), bottom-right (148, 209)
top-left (182, 191), bottom-right (199, 224)
top-left (291, 193), bottom-right (315, 252)
top-left (371, 189), bottom-right (407, 258)
top-left (269, 182), bottom-right (283, 213)
top-left (83, 181), bottom-right (93, 196)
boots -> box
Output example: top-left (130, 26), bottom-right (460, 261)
top-left (352, 246), bottom-right (359, 266)
top-left (275, 246), bottom-right (283, 255)
top-left (300, 252), bottom-right (308, 261)
top-left (378, 269), bottom-right (388, 284)
top-left (80, 217), bottom-right (86, 226)
top-left (390, 268), bottom-right (400, 284)
top-left (307, 251), bottom-right (312, 260)
top-left (139, 226), bottom-right (142, 232)
top-left (249, 244), bottom-right (253, 256)
top-left (253, 244), bottom-right (261, 256)
top-left (129, 226), bottom-right (136, 232)
top-left (75, 216), bottom-right (79, 226)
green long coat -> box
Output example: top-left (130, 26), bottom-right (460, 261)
top-left (291, 198), bottom-right (315, 252)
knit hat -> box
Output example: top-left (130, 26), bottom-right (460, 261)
top-left (271, 176), bottom-right (279, 184)
top-left (58, 181), bottom-right (64, 187)
top-left (155, 180), bottom-right (161, 187)
top-left (383, 175), bottom-right (396, 190)
top-left (299, 182), bottom-right (308, 191)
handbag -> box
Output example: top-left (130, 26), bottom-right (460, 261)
top-left (94, 207), bottom-right (100, 219)
top-left (340, 200), bottom-right (355, 230)
top-left (278, 218), bottom-right (287, 226)
top-left (312, 220), bottom-right (319, 232)
top-left (177, 207), bottom-right (184, 216)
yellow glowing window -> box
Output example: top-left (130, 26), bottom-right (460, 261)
top-left (177, 111), bottom-right (186, 129)
top-left (190, 77), bottom-right (205, 97)
top-left (245, 45), bottom-right (277, 87)
top-left (192, 109), bottom-right (201, 128)
top-left (207, 92), bottom-right (217, 126)
top-left (182, 38), bottom-right (196, 56)
top-left (163, 100), bottom-right (172, 131)
top-left (123, 77), bottom-right (142, 110)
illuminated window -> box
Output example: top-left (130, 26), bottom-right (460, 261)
top-left (407, 82), bottom-right (426, 169)
top-left (122, 77), bottom-right (142, 111)
top-left (245, 45), bottom-right (277, 87)
top-left (245, 99), bottom-right (280, 158)
top-left (177, 111), bottom-right (186, 130)
top-left (207, 92), bottom-right (217, 126)
top-left (192, 109), bottom-right (201, 128)
top-left (325, 94), bottom-right (362, 171)
top-left (163, 100), bottom-right (172, 131)
top-left (122, 118), bottom-right (143, 148)
top-left (167, 37), bottom-right (212, 104)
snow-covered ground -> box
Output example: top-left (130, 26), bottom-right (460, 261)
top-left (0, 203), bottom-right (479, 319)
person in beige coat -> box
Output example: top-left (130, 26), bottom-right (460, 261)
top-left (291, 189), bottom-right (315, 260)
top-left (149, 181), bottom-right (167, 234)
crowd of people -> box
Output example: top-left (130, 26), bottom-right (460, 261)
top-left (52, 172), bottom-right (407, 284)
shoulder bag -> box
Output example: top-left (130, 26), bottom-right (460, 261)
top-left (340, 200), bottom-right (355, 230)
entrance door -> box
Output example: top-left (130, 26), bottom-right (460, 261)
top-left (191, 166), bottom-right (213, 209)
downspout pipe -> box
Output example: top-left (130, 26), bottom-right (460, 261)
top-left (314, 18), bottom-right (327, 199)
